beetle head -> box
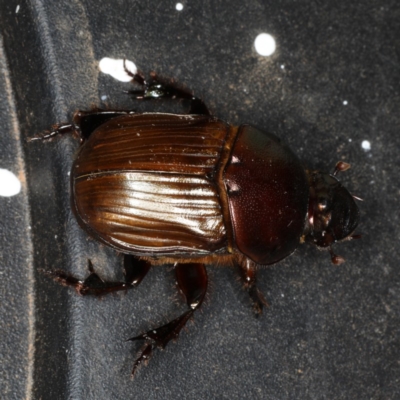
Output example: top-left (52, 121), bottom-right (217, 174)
top-left (305, 164), bottom-right (360, 264)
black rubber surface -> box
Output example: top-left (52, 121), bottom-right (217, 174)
top-left (0, 1), bottom-right (399, 399)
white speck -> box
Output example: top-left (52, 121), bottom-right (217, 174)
top-left (280, 64), bottom-right (285, 69)
top-left (281, 293), bottom-right (285, 297)
top-left (99, 57), bottom-right (137, 82)
top-left (254, 33), bottom-right (276, 56)
top-left (0, 169), bottom-right (21, 197)
top-left (55, 235), bottom-right (58, 239)
top-left (343, 100), bottom-right (348, 105)
top-left (16, 5), bottom-right (20, 13)
top-left (231, 155), bottom-right (240, 164)
top-left (175, 3), bottom-right (183, 11)
top-left (348, 138), bottom-right (352, 142)
top-left (101, 95), bottom-right (108, 101)
top-left (361, 140), bottom-right (371, 151)
top-left (67, 171), bottom-right (70, 176)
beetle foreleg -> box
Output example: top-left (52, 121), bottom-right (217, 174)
top-left (239, 260), bottom-right (268, 315)
top-left (41, 257), bottom-right (151, 296)
top-left (127, 263), bottom-right (208, 377)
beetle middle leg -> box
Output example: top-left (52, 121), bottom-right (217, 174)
top-left (123, 60), bottom-right (210, 115)
top-left (41, 255), bottom-right (151, 296)
top-left (239, 260), bottom-right (268, 315)
top-left (128, 262), bottom-right (208, 377)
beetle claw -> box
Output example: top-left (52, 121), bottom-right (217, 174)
top-left (127, 309), bottom-right (195, 377)
top-left (131, 343), bottom-right (153, 378)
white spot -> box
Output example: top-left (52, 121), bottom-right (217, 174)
top-left (231, 155), bottom-right (240, 164)
top-left (0, 169), bottom-right (21, 197)
top-left (348, 138), bottom-right (352, 142)
top-left (254, 33), bottom-right (276, 56)
top-left (175, 3), bottom-right (183, 11)
top-left (361, 140), bottom-right (371, 151)
top-left (343, 100), bottom-right (348, 105)
top-left (99, 57), bottom-right (137, 82)
top-left (16, 5), bottom-right (20, 13)
top-left (101, 95), bottom-right (108, 101)
top-left (280, 64), bottom-right (285, 69)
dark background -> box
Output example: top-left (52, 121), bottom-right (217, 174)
top-left (0, 1), bottom-right (399, 399)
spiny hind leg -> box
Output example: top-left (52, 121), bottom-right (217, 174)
top-left (123, 60), bottom-right (210, 115)
top-left (41, 255), bottom-right (151, 296)
top-left (128, 262), bottom-right (208, 377)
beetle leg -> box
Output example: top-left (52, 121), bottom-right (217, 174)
top-left (127, 262), bottom-right (208, 377)
top-left (123, 61), bottom-right (210, 115)
top-left (123, 255), bottom-right (151, 287)
top-left (27, 123), bottom-right (77, 142)
top-left (239, 259), bottom-right (268, 315)
top-left (40, 257), bottom-right (151, 296)
top-left (28, 109), bottom-right (136, 143)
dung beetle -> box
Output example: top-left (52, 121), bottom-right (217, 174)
top-left (31, 62), bottom-right (360, 377)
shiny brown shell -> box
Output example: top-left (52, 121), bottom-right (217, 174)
top-left (71, 112), bottom-right (309, 266)
top-left (72, 113), bottom-right (230, 255)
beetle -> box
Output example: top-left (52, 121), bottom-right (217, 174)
top-left (31, 63), bottom-right (360, 376)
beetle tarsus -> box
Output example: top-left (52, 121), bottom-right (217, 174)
top-left (39, 268), bottom-right (82, 289)
top-left (131, 343), bottom-right (153, 377)
top-left (239, 261), bottom-right (268, 314)
top-left (27, 123), bottom-right (78, 142)
top-left (128, 310), bottom-right (194, 376)
top-left (124, 61), bottom-right (210, 115)
top-left (123, 59), bottom-right (147, 86)
top-left (128, 263), bottom-right (207, 376)
top-left (128, 309), bottom-right (194, 348)
top-left (248, 286), bottom-right (268, 316)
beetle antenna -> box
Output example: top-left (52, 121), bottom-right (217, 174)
top-left (333, 161), bottom-right (351, 176)
top-left (329, 246), bottom-right (345, 265)
top-left (350, 234), bottom-right (362, 240)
